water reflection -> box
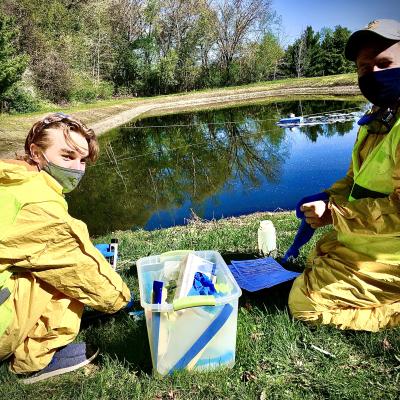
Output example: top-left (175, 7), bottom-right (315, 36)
top-left (67, 99), bottom-right (366, 235)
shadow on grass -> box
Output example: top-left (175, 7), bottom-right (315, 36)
top-left (222, 251), bottom-right (305, 314)
top-left (80, 265), bottom-right (153, 375)
top-left (80, 311), bottom-right (153, 375)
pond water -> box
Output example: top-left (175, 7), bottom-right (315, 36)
top-left (67, 98), bottom-right (367, 236)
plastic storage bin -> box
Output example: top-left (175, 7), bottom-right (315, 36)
top-left (137, 250), bottom-right (242, 376)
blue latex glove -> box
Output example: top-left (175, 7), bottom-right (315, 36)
top-left (282, 192), bottom-right (329, 263)
top-left (124, 291), bottom-right (135, 311)
top-left (94, 243), bottom-right (114, 258)
top-left (188, 272), bottom-right (217, 296)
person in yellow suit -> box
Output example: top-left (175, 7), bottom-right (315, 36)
top-left (0, 113), bottom-right (132, 383)
top-left (289, 19), bottom-right (400, 332)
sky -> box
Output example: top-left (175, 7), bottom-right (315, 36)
top-left (273, 0), bottom-right (400, 46)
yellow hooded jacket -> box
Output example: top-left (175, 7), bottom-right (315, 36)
top-left (0, 160), bottom-right (131, 338)
top-left (289, 112), bottom-right (400, 331)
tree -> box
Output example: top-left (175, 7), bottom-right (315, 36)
top-left (239, 32), bottom-right (284, 83)
top-left (1, 0), bottom-right (357, 107)
top-left (214, 0), bottom-right (273, 84)
top-left (0, 12), bottom-right (28, 96)
top-left (280, 26), bottom-right (320, 78)
top-left (281, 25), bottom-right (355, 78)
top-left (157, 0), bottom-right (203, 91)
top-left (320, 25), bottom-right (354, 75)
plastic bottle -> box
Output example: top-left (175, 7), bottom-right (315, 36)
top-left (258, 220), bottom-right (277, 257)
top-left (109, 238), bottom-right (119, 270)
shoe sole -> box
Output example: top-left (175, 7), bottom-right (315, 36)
top-left (21, 348), bottom-right (99, 384)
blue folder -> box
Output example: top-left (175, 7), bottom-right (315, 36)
top-left (228, 257), bottom-right (300, 292)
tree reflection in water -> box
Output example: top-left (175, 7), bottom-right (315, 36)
top-left (67, 99), bottom-right (364, 235)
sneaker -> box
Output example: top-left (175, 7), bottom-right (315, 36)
top-left (20, 342), bottom-right (99, 384)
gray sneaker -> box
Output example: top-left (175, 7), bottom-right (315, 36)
top-left (21, 342), bottom-right (99, 384)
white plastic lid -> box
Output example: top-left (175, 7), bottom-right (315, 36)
top-left (260, 220), bottom-right (274, 229)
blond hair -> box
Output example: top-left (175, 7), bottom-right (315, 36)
top-left (24, 113), bottom-right (99, 163)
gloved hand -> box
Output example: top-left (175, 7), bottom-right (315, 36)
top-left (300, 200), bottom-right (332, 228)
top-left (295, 192), bottom-right (329, 219)
top-left (282, 192), bottom-right (329, 263)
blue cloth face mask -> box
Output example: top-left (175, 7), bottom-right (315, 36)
top-left (41, 152), bottom-right (84, 193)
top-left (358, 67), bottom-right (400, 108)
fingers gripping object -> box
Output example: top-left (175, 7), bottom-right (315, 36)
top-left (282, 192), bottom-right (329, 263)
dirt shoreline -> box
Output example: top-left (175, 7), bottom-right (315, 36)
top-left (91, 85), bottom-right (360, 134)
top-left (0, 84), bottom-right (361, 158)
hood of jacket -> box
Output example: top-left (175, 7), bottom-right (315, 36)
top-left (0, 159), bottom-right (64, 199)
top-left (0, 159), bottom-right (39, 185)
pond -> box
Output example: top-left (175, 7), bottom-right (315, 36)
top-left (67, 98), bottom-right (367, 236)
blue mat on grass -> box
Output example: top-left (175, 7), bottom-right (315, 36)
top-left (228, 257), bottom-right (300, 292)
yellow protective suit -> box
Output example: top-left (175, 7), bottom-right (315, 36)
top-left (0, 160), bottom-right (131, 373)
top-left (289, 112), bottom-right (400, 332)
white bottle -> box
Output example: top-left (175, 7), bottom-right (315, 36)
top-left (258, 220), bottom-right (277, 257)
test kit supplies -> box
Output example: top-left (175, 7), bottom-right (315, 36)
top-left (94, 239), bottom-right (119, 269)
top-left (137, 250), bottom-right (242, 376)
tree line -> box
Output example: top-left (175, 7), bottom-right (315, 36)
top-left (0, 0), bottom-right (355, 113)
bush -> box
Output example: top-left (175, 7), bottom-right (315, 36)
top-left (70, 74), bottom-right (113, 103)
top-left (96, 80), bottom-right (114, 99)
top-left (32, 51), bottom-right (73, 104)
top-left (1, 81), bottom-right (41, 113)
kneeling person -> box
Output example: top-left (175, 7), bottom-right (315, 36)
top-left (289, 19), bottom-right (400, 332)
top-left (0, 113), bottom-right (132, 382)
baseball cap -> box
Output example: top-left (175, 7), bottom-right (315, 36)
top-left (345, 19), bottom-right (400, 61)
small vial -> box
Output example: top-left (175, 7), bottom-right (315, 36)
top-left (109, 238), bottom-right (119, 270)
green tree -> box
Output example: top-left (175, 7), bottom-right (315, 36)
top-left (281, 25), bottom-right (355, 78)
top-left (240, 32), bottom-right (284, 83)
top-left (0, 12), bottom-right (28, 97)
top-left (320, 25), bottom-right (354, 75)
top-left (280, 26), bottom-right (320, 78)
top-left (215, 0), bottom-right (274, 84)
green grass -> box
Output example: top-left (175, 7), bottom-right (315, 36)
top-left (1, 211), bottom-right (399, 399)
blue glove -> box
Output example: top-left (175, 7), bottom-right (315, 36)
top-left (94, 243), bottom-right (114, 258)
top-left (124, 291), bottom-right (135, 311)
top-left (282, 192), bottom-right (329, 263)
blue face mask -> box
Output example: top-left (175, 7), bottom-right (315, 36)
top-left (358, 67), bottom-right (400, 108)
top-left (41, 153), bottom-right (84, 193)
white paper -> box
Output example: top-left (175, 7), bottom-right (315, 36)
top-left (174, 253), bottom-right (214, 299)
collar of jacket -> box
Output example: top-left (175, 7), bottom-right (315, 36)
top-left (40, 170), bottom-right (64, 196)
top-left (0, 159), bottom-right (64, 196)
top-left (366, 103), bottom-right (400, 134)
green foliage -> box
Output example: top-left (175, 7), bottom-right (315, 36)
top-left (69, 73), bottom-right (113, 103)
top-left (320, 26), bottom-right (354, 76)
top-left (156, 49), bottom-right (179, 94)
top-left (240, 33), bottom-right (284, 83)
top-left (0, 0), bottom-right (358, 112)
top-left (0, 12), bottom-right (28, 96)
top-left (281, 25), bottom-right (355, 79)
top-left (1, 81), bottom-right (41, 113)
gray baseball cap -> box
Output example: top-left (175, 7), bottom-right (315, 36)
top-left (345, 19), bottom-right (400, 61)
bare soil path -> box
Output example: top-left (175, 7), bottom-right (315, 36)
top-left (0, 75), bottom-right (361, 158)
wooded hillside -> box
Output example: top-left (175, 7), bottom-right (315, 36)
top-left (0, 0), bottom-right (355, 112)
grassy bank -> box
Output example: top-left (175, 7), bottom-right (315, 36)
top-left (0, 73), bottom-right (360, 157)
top-left (1, 211), bottom-right (399, 399)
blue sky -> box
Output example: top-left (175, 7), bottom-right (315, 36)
top-left (273, 0), bottom-right (400, 46)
